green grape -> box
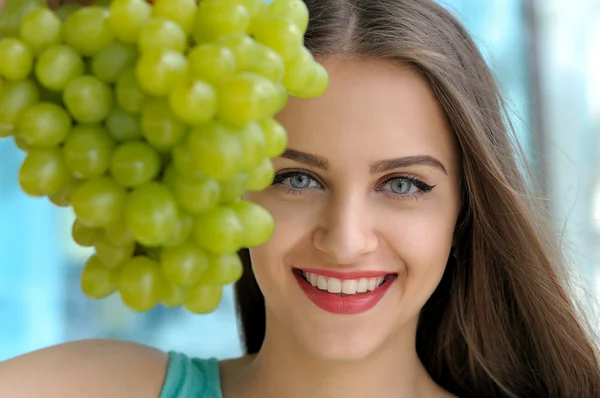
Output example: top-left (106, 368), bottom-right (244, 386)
top-left (240, 0), bottom-right (266, 17)
top-left (18, 102), bottom-right (72, 147)
top-left (63, 6), bottom-right (114, 56)
top-left (48, 178), bottom-right (80, 207)
top-left (118, 256), bottom-right (163, 312)
top-left (71, 177), bottom-right (127, 227)
top-left (125, 182), bottom-right (179, 246)
top-left (281, 47), bottom-right (313, 92)
top-left (94, 234), bottom-right (135, 269)
top-left (246, 42), bottom-right (284, 82)
top-left (19, 8), bottom-right (62, 55)
top-left (109, 0), bottom-right (152, 44)
top-left (246, 157), bottom-right (275, 191)
top-left (218, 173), bottom-right (248, 204)
top-left (218, 72), bottom-right (276, 126)
top-left (13, 135), bottom-right (31, 152)
top-left (35, 45), bottom-right (85, 92)
top-left (115, 68), bottom-right (146, 114)
top-left (138, 18), bottom-right (187, 54)
top-left (197, 251), bottom-right (243, 285)
top-left (163, 211), bottom-right (194, 247)
top-left (63, 75), bottom-right (113, 124)
top-left (109, 141), bottom-right (161, 187)
top-left (270, 82), bottom-right (288, 115)
top-left (91, 41), bottom-right (138, 84)
top-left (164, 166), bottom-right (220, 215)
top-left (193, 206), bottom-right (243, 253)
top-left (0, 0), bottom-right (46, 38)
top-left (187, 123), bottom-right (243, 180)
top-left (216, 34), bottom-right (254, 71)
top-left (171, 143), bottom-right (204, 179)
top-left (92, 0), bottom-right (112, 6)
top-left (192, 0), bottom-right (250, 43)
top-left (250, 16), bottom-right (302, 61)
top-left (63, 125), bottom-right (115, 179)
top-left (184, 283), bottom-right (222, 314)
top-left (237, 122), bottom-right (266, 170)
top-left (72, 218), bottom-right (100, 247)
top-left (140, 245), bottom-right (162, 261)
top-left (161, 282), bottom-right (187, 308)
top-left (168, 80), bottom-right (216, 126)
top-left (104, 219), bottom-right (135, 246)
top-left (38, 84), bottom-right (64, 105)
top-left (160, 242), bottom-right (209, 286)
top-left (230, 200), bottom-right (274, 247)
top-left (152, 0), bottom-right (197, 35)
top-left (0, 79), bottom-right (39, 138)
top-left (292, 61), bottom-right (329, 99)
top-left (135, 49), bottom-right (189, 97)
top-left (159, 150), bottom-right (173, 166)
top-left (141, 99), bottom-right (187, 150)
top-left (187, 43), bottom-right (236, 85)
top-left (106, 107), bottom-right (142, 142)
top-left (19, 148), bottom-right (70, 197)
top-left (263, 0), bottom-right (309, 34)
top-left (81, 255), bottom-right (119, 299)
top-left (55, 4), bottom-right (83, 21)
top-left (0, 38), bottom-right (33, 82)
top-left (258, 117), bottom-right (287, 157)
top-left (161, 164), bottom-right (178, 186)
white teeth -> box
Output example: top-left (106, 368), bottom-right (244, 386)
top-left (367, 278), bottom-right (377, 291)
top-left (341, 279), bottom-right (357, 294)
top-left (303, 272), bottom-right (388, 295)
top-left (327, 278), bottom-right (342, 293)
top-left (357, 278), bottom-right (368, 293)
top-left (317, 275), bottom-right (327, 290)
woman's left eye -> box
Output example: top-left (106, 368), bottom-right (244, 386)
top-left (378, 177), bottom-right (435, 197)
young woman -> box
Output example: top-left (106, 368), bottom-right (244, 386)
top-left (2, 0), bottom-right (600, 397)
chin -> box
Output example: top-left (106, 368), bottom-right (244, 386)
top-left (292, 315), bottom-right (394, 363)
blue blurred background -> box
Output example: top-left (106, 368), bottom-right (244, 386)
top-left (1, 0), bottom-right (599, 361)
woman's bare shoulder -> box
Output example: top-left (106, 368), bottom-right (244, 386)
top-left (0, 338), bottom-right (169, 398)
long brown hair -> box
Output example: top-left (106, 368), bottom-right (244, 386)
top-left (235, 0), bottom-right (600, 396)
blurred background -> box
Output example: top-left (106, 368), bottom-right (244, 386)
top-left (0, 0), bottom-right (599, 361)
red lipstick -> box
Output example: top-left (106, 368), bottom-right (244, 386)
top-left (293, 268), bottom-right (397, 315)
top-left (296, 267), bottom-right (392, 280)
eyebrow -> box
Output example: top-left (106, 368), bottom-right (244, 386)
top-left (280, 149), bottom-right (448, 175)
top-left (280, 149), bottom-right (329, 169)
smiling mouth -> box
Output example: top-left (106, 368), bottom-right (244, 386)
top-left (292, 268), bottom-right (399, 315)
top-left (293, 268), bottom-right (397, 297)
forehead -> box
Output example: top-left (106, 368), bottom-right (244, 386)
top-left (276, 56), bottom-right (458, 172)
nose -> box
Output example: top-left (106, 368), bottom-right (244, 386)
top-left (313, 194), bottom-right (378, 265)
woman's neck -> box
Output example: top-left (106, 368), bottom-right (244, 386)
top-left (221, 318), bottom-right (444, 398)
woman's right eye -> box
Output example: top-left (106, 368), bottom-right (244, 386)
top-left (272, 171), bottom-right (322, 191)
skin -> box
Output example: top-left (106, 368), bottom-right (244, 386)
top-left (220, 56), bottom-right (461, 398)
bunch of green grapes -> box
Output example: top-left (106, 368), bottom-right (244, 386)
top-left (0, 0), bottom-right (327, 313)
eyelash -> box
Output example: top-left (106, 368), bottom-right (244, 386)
top-left (271, 170), bottom-right (436, 201)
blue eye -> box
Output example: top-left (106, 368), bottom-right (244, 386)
top-left (288, 174), bottom-right (312, 189)
top-left (388, 179), bottom-right (412, 194)
top-left (272, 171), bottom-right (322, 191)
top-left (378, 176), bottom-right (435, 197)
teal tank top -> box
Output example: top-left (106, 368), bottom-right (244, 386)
top-left (160, 352), bottom-right (223, 398)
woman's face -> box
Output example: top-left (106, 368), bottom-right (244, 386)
top-left (246, 56), bottom-right (461, 361)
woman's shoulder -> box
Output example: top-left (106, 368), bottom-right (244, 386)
top-left (0, 338), bottom-right (170, 398)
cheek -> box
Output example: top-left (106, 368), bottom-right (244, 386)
top-left (379, 203), bottom-right (456, 292)
top-left (246, 191), bottom-right (321, 289)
